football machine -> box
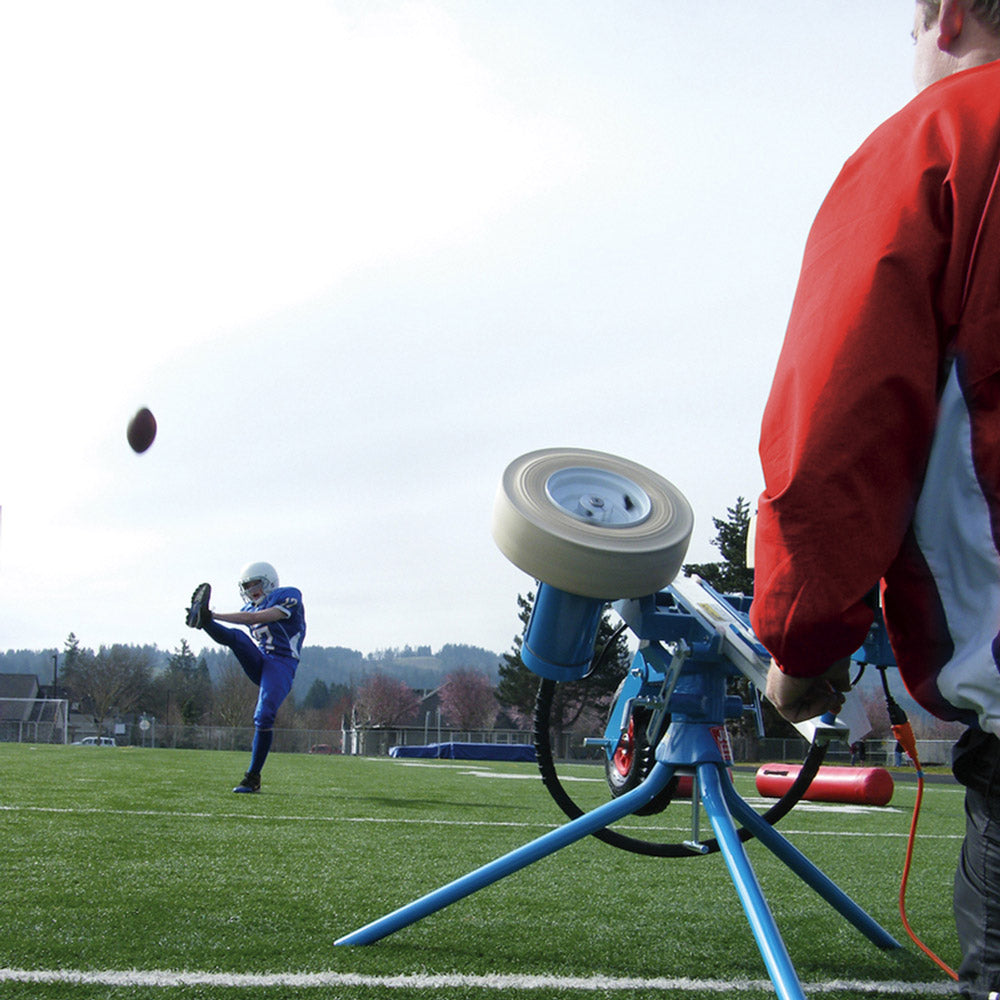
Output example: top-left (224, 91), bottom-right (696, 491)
top-left (337, 449), bottom-right (900, 1000)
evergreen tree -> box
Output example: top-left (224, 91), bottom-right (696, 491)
top-left (63, 633), bottom-right (82, 673)
top-left (302, 678), bottom-right (331, 711)
top-left (682, 496), bottom-right (754, 595)
top-left (158, 639), bottom-right (213, 726)
top-left (495, 593), bottom-right (539, 721)
top-left (681, 496), bottom-right (799, 739)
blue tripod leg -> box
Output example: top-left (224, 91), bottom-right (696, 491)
top-left (336, 761), bottom-right (676, 945)
top-left (697, 763), bottom-right (807, 1000)
top-left (716, 768), bottom-right (900, 950)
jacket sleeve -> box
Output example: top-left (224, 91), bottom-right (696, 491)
top-left (750, 104), bottom-right (953, 677)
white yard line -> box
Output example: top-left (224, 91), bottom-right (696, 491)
top-left (0, 802), bottom-right (964, 838)
top-left (0, 967), bottom-right (958, 994)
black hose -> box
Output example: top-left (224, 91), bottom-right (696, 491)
top-left (533, 677), bottom-right (828, 857)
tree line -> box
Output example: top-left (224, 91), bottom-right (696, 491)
top-left (46, 635), bottom-right (509, 743)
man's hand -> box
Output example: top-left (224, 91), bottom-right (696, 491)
top-left (765, 657), bottom-right (852, 723)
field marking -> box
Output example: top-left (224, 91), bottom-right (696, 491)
top-left (0, 967), bottom-right (957, 994)
top-left (740, 796), bottom-right (904, 815)
top-left (391, 762), bottom-right (603, 782)
top-left (0, 803), bottom-right (964, 838)
top-left (465, 767), bottom-right (602, 783)
top-left (0, 804), bottom-right (561, 829)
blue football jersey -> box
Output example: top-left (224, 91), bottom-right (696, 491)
top-left (245, 587), bottom-right (306, 661)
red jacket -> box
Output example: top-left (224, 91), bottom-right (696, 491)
top-left (751, 61), bottom-right (1000, 735)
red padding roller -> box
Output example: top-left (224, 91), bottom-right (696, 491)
top-left (755, 763), bottom-right (894, 807)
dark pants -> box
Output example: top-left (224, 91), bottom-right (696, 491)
top-left (953, 728), bottom-right (1000, 1000)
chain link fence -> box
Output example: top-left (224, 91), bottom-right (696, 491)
top-left (741, 735), bottom-right (954, 768)
top-left (74, 719), bottom-right (958, 769)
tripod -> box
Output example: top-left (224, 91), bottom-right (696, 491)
top-left (337, 449), bottom-right (900, 999)
top-left (336, 587), bottom-right (899, 1000)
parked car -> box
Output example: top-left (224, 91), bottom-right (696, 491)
top-left (71, 737), bottom-right (118, 747)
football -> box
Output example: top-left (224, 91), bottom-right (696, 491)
top-left (127, 407), bottom-right (157, 453)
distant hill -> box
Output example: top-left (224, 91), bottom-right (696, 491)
top-left (291, 643), bottom-right (503, 695)
top-left (0, 641), bottom-right (503, 705)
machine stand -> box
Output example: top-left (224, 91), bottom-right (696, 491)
top-left (337, 663), bottom-right (899, 1000)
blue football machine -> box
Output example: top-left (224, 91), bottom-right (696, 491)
top-left (337, 449), bottom-right (900, 1000)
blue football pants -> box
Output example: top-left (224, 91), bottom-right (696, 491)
top-left (203, 619), bottom-right (296, 730)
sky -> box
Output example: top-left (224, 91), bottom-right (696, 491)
top-left (1, 0), bottom-right (919, 660)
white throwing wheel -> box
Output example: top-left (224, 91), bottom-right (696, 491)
top-left (492, 448), bottom-right (694, 599)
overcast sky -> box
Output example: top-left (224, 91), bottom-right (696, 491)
top-left (1, 1), bottom-right (917, 659)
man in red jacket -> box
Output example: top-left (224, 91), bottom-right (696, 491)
top-left (752, 3), bottom-right (1000, 996)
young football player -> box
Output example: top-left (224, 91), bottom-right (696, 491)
top-left (186, 562), bottom-right (306, 793)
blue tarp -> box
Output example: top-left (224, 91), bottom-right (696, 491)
top-left (389, 742), bottom-right (536, 762)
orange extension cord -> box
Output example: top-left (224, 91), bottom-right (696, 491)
top-left (891, 718), bottom-right (959, 981)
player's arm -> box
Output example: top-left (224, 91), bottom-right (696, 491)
top-left (211, 607), bottom-right (288, 626)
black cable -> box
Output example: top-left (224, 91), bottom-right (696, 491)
top-left (879, 666), bottom-right (908, 727)
top-left (581, 619), bottom-right (628, 680)
top-left (533, 677), bottom-right (828, 857)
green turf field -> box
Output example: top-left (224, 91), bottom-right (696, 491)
top-left (0, 743), bottom-right (964, 999)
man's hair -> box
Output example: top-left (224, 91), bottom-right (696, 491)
top-left (919, 0), bottom-right (1000, 33)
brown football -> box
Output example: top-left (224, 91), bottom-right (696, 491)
top-left (127, 407), bottom-right (157, 453)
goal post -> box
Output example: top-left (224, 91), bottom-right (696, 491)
top-left (0, 698), bottom-right (69, 745)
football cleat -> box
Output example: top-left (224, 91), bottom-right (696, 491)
top-left (233, 771), bottom-right (261, 793)
top-left (185, 583), bottom-right (212, 629)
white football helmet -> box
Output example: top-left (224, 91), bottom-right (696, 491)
top-left (239, 561), bottom-right (279, 606)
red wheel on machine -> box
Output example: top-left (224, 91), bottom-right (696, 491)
top-left (603, 678), bottom-right (674, 814)
top-left (604, 679), bottom-right (651, 797)
top-left (612, 715), bottom-right (638, 780)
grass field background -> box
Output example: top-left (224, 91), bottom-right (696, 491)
top-left (0, 743), bottom-right (965, 999)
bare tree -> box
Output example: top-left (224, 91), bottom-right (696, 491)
top-left (63, 644), bottom-right (151, 742)
top-left (213, 659), bottom-right (258, 729)
top-left (857, 686), bottom-right (889, 739)
top-left (439, 669), bottom-right (497, 730)
top-left (355, 673), bottom-right (419, 727)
